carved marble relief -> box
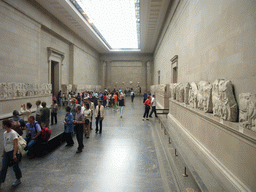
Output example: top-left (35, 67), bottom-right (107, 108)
top-left (156, 84), bottom-right (166, 96)
top-left (0, 82), bottom-right (52, 100)
top-left (61, 84), bottom-right (68, 94)
top-left (188, 82), bottom-right (198, 108)
top-left (197, 81), bottom-right (213, 113)
top-left (170, 83), bottom-right (178, 100)
top-left (212, 79), bottom-right (237, 122)
top-left (67, 84), bottom-right (72, 93)
top-left (239, 93), bottom-right (256, 131)
top-left (176, 83), bottom-right (184, 102)
top-left (184, 83), bottom-right (190, 105)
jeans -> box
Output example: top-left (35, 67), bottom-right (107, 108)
top-left (119, 106), bottom-right (124, 116)
top-left (51, 112), bottom-right (57, 125)
top-left (24, 136), bottom-right (38, 155)
top-left (58, 98), bottom-right (62, 105)
top-left (143, 105), bottom-right (150, 118)
top-left (149, 106), bottom-right (158, 117)
top-left (74, 125), bottom-right (84, 151)
top-left (95, 117), bottom-right (103, 133)
top-left (0, 151), bottom-right (22, 183)
top-left (131, 96), bottom-right (134, 102)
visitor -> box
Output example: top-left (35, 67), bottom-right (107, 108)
top-left (143, 95), bottom-right (151, 121)
top-left (35, 100), bottom-right (43, 125)
top-left (0, 120), bottom-right (22, 187)
top-left (51, 100), bottom-right (58, 125)
top-left (149, 95), bottom-right (158, 118)
top-left (58, 90), bottom-right (62, 106)
top-left (113, 92), bottom-right (118, 111)
top-left (20, 102), bottom-right (32, 123)
top-left (131, 88), bottom-right (135, 102)
top-left (73, 105), bottom-right (85, 153)
top-left (41, 102), bottom-right (50, 127)
top-left (83, 103), bottom-right (91, 138)
top-left (11, 110), bottom-right (26, 136)
top-left (63, 106), bottom-right (74, 147)
top-left (143, 92), bottom-right (147, 103)
top-left (119, 92), bottom-right (125, 118)
top-left (24, 116), bottom-right (42, 159)
top-left (95, 100), bottom-right (105, 134)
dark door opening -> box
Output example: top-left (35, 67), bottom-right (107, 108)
top-left (51, 61), bottom-right (59, 97)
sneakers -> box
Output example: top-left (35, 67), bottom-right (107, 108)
top-left (146, 118), bottom-right (149, 120)
top-left (142, 118), bottom-right (145, 121)
top-left (76, 150), bottom-right (82, 153)
top-left (12, 180), bottom-right (21, 186)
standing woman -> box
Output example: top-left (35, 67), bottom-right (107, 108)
top-left (0, 120), bottom-right (22, 187)
top-left (51, 100), bottom-right (58, 125)
top-left (63, 106), bottom-right (74, 146)
top-left (143, 95), bottom-right (151, 121)
top-left (119, 93), bottom-right (125, 118)
top-left (83, 103), bottom-right (91, 138)
top-left (95, 101), bottom-right (105, 134)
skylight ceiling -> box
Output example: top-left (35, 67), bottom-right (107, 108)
top-left (72, 0), bottom-right (140, 51)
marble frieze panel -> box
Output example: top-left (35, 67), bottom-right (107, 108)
top-left (212, 79), bottom-right (238, 122)
top-left (0, 82), bottom-right (52, 100)
top-left (239, 93), bottom-right (256, 131)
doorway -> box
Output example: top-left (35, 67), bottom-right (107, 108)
top-left (51, 61), bottom-right (59, 97)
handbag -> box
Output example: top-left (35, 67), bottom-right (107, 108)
top-left (18, 135), bottom-right (27, 154)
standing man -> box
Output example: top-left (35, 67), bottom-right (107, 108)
top-left (35, 100), bottom-right (43, 126)
top-left (41, 102), bottom-right (50, 127)
top-left (73, 105), bottom-right (85, 153)
top-left (130, 88), bottom-right (135, 103)
top-left (95, 101), bottom-right (105, 134)
top-left (58, 91), bottom-right (62, 106)
top-left (20, 102), bottom-right (32, 123)
top-left (149, 95), bottom-right (158, 118)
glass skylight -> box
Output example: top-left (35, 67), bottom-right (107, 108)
top-left (72, 0), bottom-right (140, 50)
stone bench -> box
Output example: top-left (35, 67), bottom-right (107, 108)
top-left (156, 109), bottom-right (169, 118)
top-left (158, 116), bottom-right (225, 192)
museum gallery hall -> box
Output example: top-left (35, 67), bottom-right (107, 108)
top-left (0, 0), bottom-right (255, 191)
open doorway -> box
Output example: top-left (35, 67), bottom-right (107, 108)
top-left (51, 61), bottom-right (59, 97)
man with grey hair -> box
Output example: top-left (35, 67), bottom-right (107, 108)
top-left (73, 105), bottom-right (85, 153)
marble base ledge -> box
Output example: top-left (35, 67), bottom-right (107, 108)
top-left (170, 99), bottom-right (256, 145)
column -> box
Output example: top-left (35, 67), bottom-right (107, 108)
top-left (141, 60), bottom-right (148, 92)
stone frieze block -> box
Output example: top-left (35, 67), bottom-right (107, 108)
top-left (197, 81), bottom-right (213, 113)
top-left (170, 83), bottom-right (178, 100)
top-left (0, 82), bottom-right (52, 100)
top-left (176, 83), bottom-right (184, 102)
top-left (184, 83), bottom-right (190, 105)
top-left (239, 93), bottom-right (256, 131)
top-left (188, 82), bottom-right (198, 108)
top-left (212, 79), bottom-right (237, 122)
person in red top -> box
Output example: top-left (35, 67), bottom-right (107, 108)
top-left (113, 93), bottom-right (118, 111)
top-left (143, 95), bottom-right (151, 121)
top-left (103, 92), bottom-right (107, 107)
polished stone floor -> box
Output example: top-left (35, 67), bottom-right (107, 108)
top-left (0, 97), bottom-right (189, 192)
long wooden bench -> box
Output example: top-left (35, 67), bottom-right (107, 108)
top-left (158, 116), bottom-right (225, 192)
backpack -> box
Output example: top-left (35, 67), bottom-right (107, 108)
top-left (12, 120), bottom-right (23, 136)
top-left (33, 123), bottom-right (51, 142)
top-left (41, 126), bottom-right (51, 142)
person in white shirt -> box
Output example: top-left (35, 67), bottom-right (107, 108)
top-left (0, 120), bottom-right (22, 187)
top-left (35, 100), bottom-right (43, 125)
top-left (95, 101), bottom-right (105, 134)
top-left (130, 89), bottom-right (135, 102)
top-left (83, 103), bottom-right (91, 138)
top-left (149, 95), bottom-right (158, 118)
top-left (20, 102), bottom-right (32, 123)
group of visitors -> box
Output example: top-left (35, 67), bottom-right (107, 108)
top-left (142, 94), bottom-right (158, 120)
top-left (0, 99), bottom-right (51, 187)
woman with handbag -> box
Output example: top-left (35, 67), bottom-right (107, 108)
top-left (0, 120), bottom-right (22, 188)
top-left (83, 103), bottom-right (91, 138)
top-left (142, 95), bottom-right (151, 121)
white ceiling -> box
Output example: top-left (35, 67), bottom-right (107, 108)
top-left (35, 0), bottom-right (172, 54)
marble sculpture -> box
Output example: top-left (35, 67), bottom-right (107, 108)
top-left (239, 93), bottom-right (256, 131)
top-left (176, 83), bottom-right (184, 102)
top-left (197, 81), bottom-right (213, 113)
top-left (212, 79), bottom-right (237, 122)
top-left (188, 82), bottom-right (198, 108)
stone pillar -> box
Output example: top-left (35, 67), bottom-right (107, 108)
top-left (103, 61), bottom-right (107, 89)
top-left (141, 61), bottom-right (148, 92)
top-left (106, 61), bottom-right (111, 89)
top-left (69, 44), bottom-right (74, 85)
